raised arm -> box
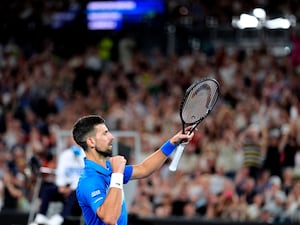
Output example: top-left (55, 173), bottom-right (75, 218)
top-left (131, 129), bottom-right (194, 179)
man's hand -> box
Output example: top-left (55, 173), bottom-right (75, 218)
top-left (170, 126), bottom-right (195, 145)
top-left (109, 156), bottom-right (126, 173)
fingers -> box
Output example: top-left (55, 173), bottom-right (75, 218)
top-left (171, 130), bottom-right (194, 145)
top-left (181, 132), bottom-right (194, 144)
top-left (184, 125), bottom-right (194, 133)
top-left (184, 126), bottom-right (198, 134)
top-left (109, 155), bottom-right (126, 162)
top-left (110, 156), bottom-right (127, 173)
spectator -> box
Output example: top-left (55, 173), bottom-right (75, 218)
top-left (129, 191), bottom-right (153, 217)
top-left (171, 182), bottom-right (190, 216)
top-left (279, 122), bottom-right (298, 169)
top-left (236, 177), bottom-right (257, 205)
top-left (262, 126), bottom-right (282, 177)
top-left (255, 169), bottom-right (271, 194)
top-left (263, 176), bottom-right (287, 220)
top-left (30, 142), bottom-right (84, 225)
top-left (246, 193), bottom-right (264, 221)
top-left (0, 4), bottom-right (300, 223)
top-left (154, 193), bottom-right (173, 218)
top-left (2, 168), bottom-right (27, 211)
top-left (239, 124), bottom-right (265, 180)
top-left (220, 189), bottom-right (248, 221)
top-left (183, 201), bottom-right (198, 218)
top-left (281, 167), bottom-right (295, 195)
top-left (284, 181), bottom-right (300, 223)
top-left (2, 145), bottom-right (30, 212)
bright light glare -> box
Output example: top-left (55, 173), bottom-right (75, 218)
top-left (253, 8), bottom-right (266, 20)
top-left (87, 12), bottom-right (122, 20)
top-left (265, 18), bottom-right (291, 29)
top-left (87, 1), bottom-right (136, 10)
top-left (88, 21), bottom-right (118, 30)
top-left (232, 9), bottom-right (295, 30)
top-left (236, 14), bottom-right (259, 29)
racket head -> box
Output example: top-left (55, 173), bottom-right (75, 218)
top-left (179, 77), bottom-right (220, 132)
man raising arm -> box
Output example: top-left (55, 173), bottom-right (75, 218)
top-left (72, 115), bottom-right (194, 225)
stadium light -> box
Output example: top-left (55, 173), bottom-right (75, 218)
top-left (265, 18), bottom-right (291, 29)
top-left (253, 8), bottom-right (266, 20)
top-left (232, 8), bottom-right (296, 30)
top-left (232, 13), bottom-right (260, 29)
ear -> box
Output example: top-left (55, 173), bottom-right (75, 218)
top-left (86, 137), bottom-right (95, 148)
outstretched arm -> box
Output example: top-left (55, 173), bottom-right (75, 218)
top-left (131, 129), bottom-right (194, 179)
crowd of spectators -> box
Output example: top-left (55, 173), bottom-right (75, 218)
top-left (1, 30), bottom-right (300, 224)
top-left (1, 0), bottom-right (300, 224)
top-left (126, 32), bottom-right (300, 223)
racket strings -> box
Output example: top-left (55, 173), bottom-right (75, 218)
top-left (181, 81), bottom-right (219, 124)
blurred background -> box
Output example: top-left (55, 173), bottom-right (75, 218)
top-left (1, 0), bottom-right (300, 225)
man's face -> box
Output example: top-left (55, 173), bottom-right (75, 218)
top-left (93, 123), bottom-right (114, 157)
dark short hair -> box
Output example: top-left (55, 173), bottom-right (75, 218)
top-left (72, 115), bottom-right (105, 151)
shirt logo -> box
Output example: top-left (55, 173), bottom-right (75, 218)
top-left (91, 190), bottom-right (101, 197)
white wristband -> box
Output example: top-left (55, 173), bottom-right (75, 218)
top-left (109, 173), bottom-right (124, 189)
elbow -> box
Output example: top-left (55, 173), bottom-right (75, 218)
top-left (103, 218), bottom-right (118, 225)
top-left (101, 215), bottom-right (119, 225)
top-left (98, 207), bottom-right (120, 225)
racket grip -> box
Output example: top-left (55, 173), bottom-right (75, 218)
top-left (169, 144), bottom-right (185, 171)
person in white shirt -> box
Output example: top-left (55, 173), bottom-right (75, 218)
top-left (30, 143), bottom-right (85, 225)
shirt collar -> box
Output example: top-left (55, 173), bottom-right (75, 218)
top-left (84, 158), bottom-right (112, 176)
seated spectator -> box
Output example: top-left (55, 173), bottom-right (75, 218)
top-left (2, 145), bottom-right (30, 212)
top-left (2, 169), bottom-right (26, 211)
top-left (129, 191), bottom-right (153, 217)
top-left (237, 177), bottom-right (257, 204)
top-left (183, 201), bottom-right (198, 218)
top-left (283, 181), bottom-right (300, 223)
top-left (246, 193), bottom-right (264, 221)
top-left (219, 189), bottom-right (248, 221)
top-left (30, 142), bottom-right (84, 225)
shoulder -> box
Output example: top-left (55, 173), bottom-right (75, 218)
top-left (59, 149), bottom-right (73, 159)
top-left (77, 170), bottom-right (107, 199)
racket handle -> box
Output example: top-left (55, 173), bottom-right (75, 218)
top-left (169, 144), bottom-right (185, 171)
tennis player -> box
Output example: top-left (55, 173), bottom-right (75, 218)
top-left (72, 115), bottom-right (194, 225)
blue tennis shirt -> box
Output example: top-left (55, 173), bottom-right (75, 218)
top-left (76, 158), bottom-right (133, 225)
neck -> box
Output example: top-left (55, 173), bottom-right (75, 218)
top-left (86, 150), bottom-right (108, 168)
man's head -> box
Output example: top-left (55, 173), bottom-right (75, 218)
top-left (72, 115), bottom-right (114, 157)
top-left (72, 115), bottom-right (105, 150)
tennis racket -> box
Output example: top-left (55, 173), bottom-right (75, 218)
top-left (169, 77), bottom-right (220, 171)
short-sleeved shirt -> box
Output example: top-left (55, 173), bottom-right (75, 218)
top-left (56, 147), bottom-right (85, 190)
top-left (76, 158), bottom-right (133, 225)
